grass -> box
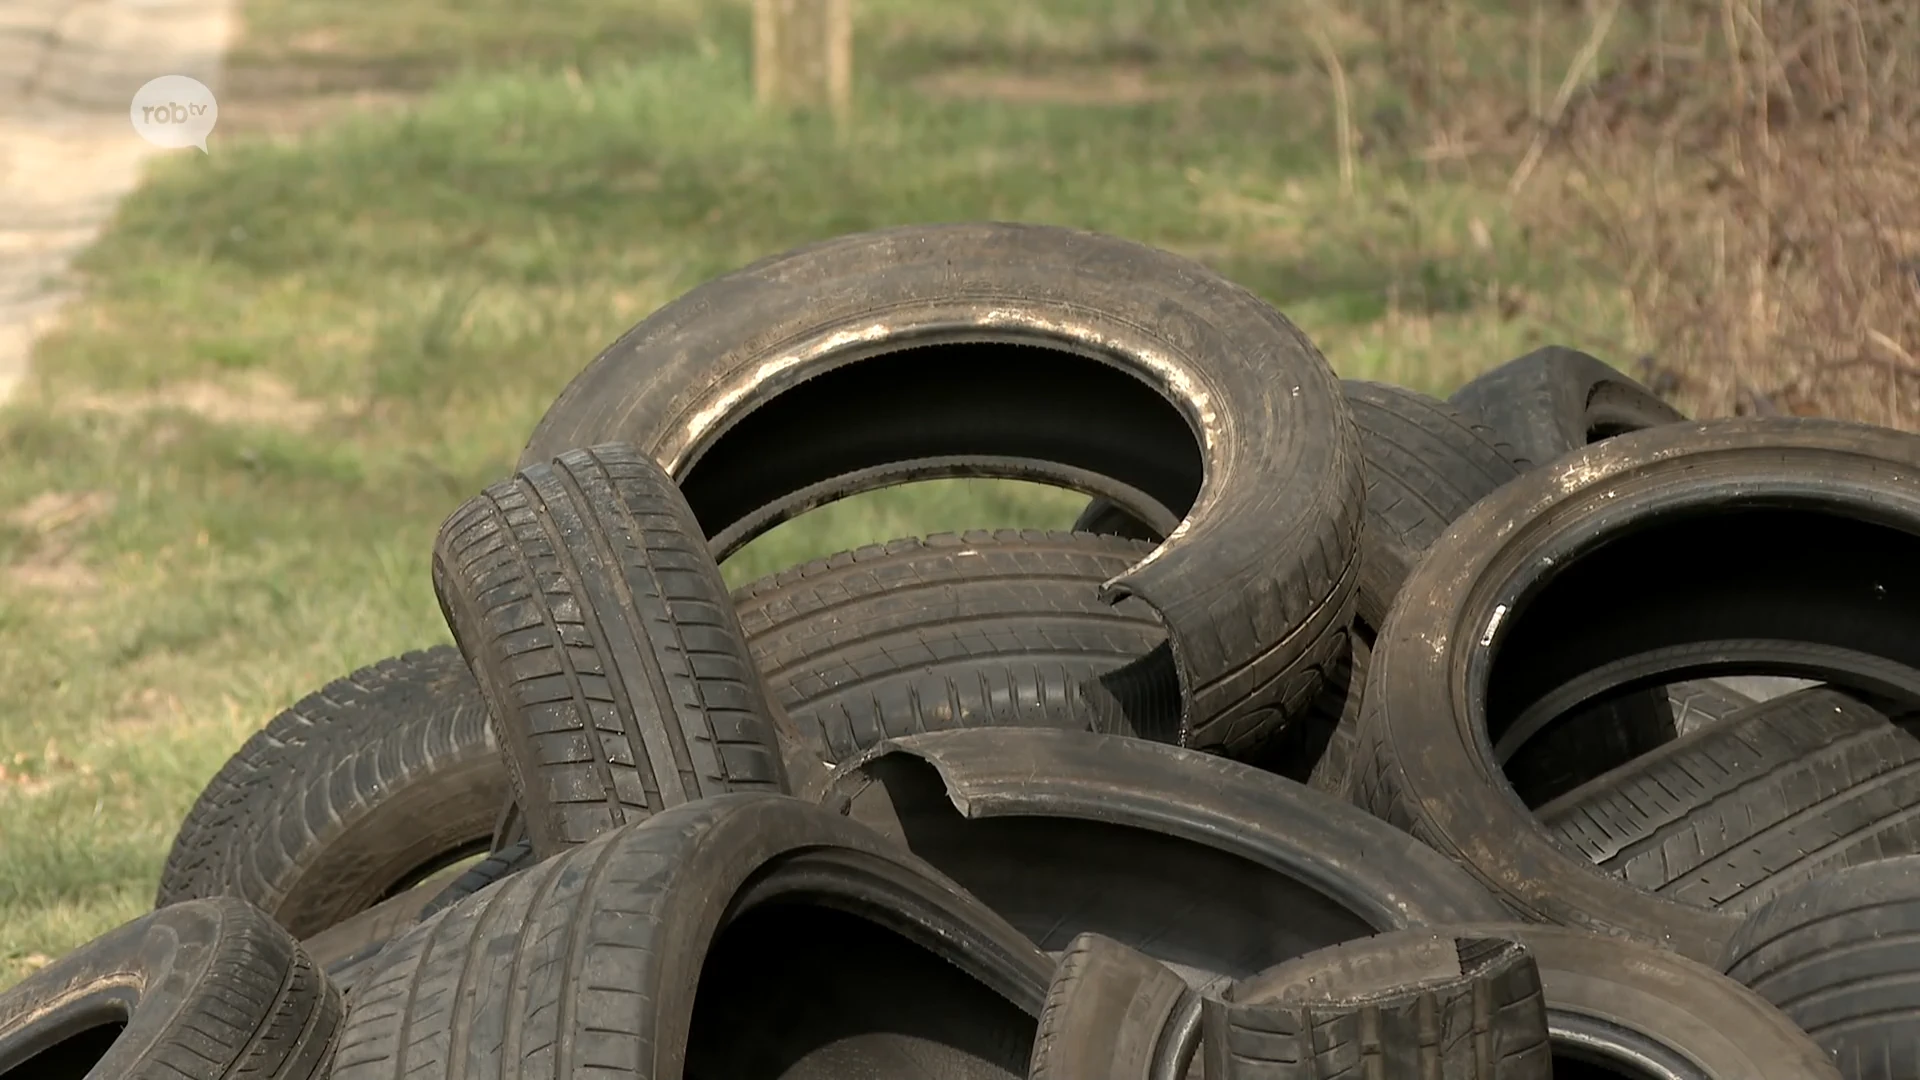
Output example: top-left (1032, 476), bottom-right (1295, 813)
top-left (0, 0), bottom-right (1701, 983)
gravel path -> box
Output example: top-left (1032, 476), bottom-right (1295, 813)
top-left (0, 0), bottom-right (237, 404)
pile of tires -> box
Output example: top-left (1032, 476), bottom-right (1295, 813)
top-left (7, 223), bottom-right (1918, 1080)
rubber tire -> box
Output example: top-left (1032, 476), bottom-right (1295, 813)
top-left (456, 530), bottom-right (1182, 898)
top-left (329, 793), bottom-right (1053, 1080)
top-left (1352, 417), bottom-right (1920, 962)
top-left (0, 897), bottom-right (340, 1079)
top-left (1667, 677), bottom-right (1755, 735)
top-left (1028, 934), bottom-right (1201, 1080)
top-left (1447, 346), bottom-right (1686, 468)
top-left (820, 728), bottom-right (1510, 987)
top-left (1208, 932), bottom-right (1552, 1080)
top-left (1539, 687), bottom-right (1920, 914)
top-left (431, 443), bottom-right (792, 856)
top-left (1720, 855), bottom-right (1920, 1080)
top-left (413, 839), bottom-right (537, 923)
top-left (738, 529), bottom-right (1180, 762)
top-left (519, 221), bottom-right (1366, 755)
top-left (1339, 380), bottom-right (1526, 629)
top-left (1248, 637), bottom-right (1366, 792)
top-left (153, 648), bottom-right (505, 939)
top-left (1076, 378), bottom-right (1524, 629)
top-left (1405, 923), bottom-right (1837, 1079)
top-left (300, 861), bottom-right (475, 999)
top-left (1082, 379), bottom-right (1676, 796)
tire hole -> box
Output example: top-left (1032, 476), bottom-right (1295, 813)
top-left (4, 1018), bottom-right (126, 1080)
top-left (680, 341), bottom-right (1204, 556)
top-left (1484, 506), bottom-right (1920, 804)
top-left (719, 479), bottom-right (1088, 587)
top-left (684, 903), bottom-right (1034, 1080)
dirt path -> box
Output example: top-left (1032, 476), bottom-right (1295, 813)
top-left (0, 0), bottom-right (238, 404)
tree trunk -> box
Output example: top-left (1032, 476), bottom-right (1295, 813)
top-left (753, 0), bottom-right (852, 118)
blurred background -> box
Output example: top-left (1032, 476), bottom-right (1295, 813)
top-left (0, 0), bottom-right (1914, 981)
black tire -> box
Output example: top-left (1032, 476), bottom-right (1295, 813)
top-left (738, 530), bottom-right (1180, 762)
top-left (1070, 497), bottom-right (1160, 542)
top-left (1447, 346), bottom-right (1686, 468)
top-left (1206, 932), bottom-right (1552, 1080)
top-left (1353, 417), bottom-right (1920, 962)
top-left (1076, 380), bottom-right (1523, 630)
top-left (1340, 380), bottom-right (1525, 630)
top-left (1539, 687), bottom-right (1920, 914)
top-left (1720, 855), bottom-right (1920, 1080)
top-left (0, 897), bottom-right (340, 1079)
top-left (330, 793), bottom-right (1053, 1080)
top-left (155, 647), bottom-right (507, 938)
top-left (431, 443), bottom-right (791, 856)
top-left (413, 838), bottom-right (537, 922)
top-left (440, 530), bottom-right (1184, 904)
top-left (520, 222), bottom-right (1366, 754)
top-left (1028, 934), bottom-right (1201, 1080)
top-left (1667, 677), bottom-right (1755, 735)
top-left (820, 728), bottom-right (1509, 986)
top-left (1248, 637), bottom-right (1365, 793)
top-left (300, 861), bottom-right (476, 998)
top-left (1400, 923), bottom-right (1838, 1079)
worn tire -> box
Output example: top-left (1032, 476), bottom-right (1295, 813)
top-left (1207, 932), bottom-right (1552, 1080)
top-left (1446, 923), bottom-right (1838, 1078)
top-left (330, 793), bottom-right (1052, 1080)
top-left (1353, 417), bottom-right (1920, 962)
top-left (1250, 638), bottom-right (1365, 792)
top-left (1539, 687), bottom-right (1920, 914)
top-left (1667, 677), bottom-right (1756, 735)
top-left (1028, 934), bottom-right (1201, 1080)
top-left (412, 839), bottom-right (538, 924)
top-left (521, 222), bottom-right (1365, 754)
top-left (1339, 380), bottom-right (1525, 630)
top-left (1447, 346), bottom-right (1685, 468)
top-left (155, 648), bottom-right (507, 938)
top-left (1720, 854), bottom-right (1920, 1080)
top-left (431, 443), bottom-right (791, 856)
top-left (738, 529), bottom-right (1180, 761)
top-left (821, 728), bottom-right (1508, 987)
top-left (0, 897), bottom-right (340, 1079)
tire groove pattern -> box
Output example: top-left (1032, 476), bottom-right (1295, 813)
top-left (1721, 855), bottom-right (1920, 1080)
top-left (433, 444), bottom-right (789, 856)
top-left (1206, 932), bottom-right (1552, 1080)
top-left (156, 648), bottom-right (506, 938)
top-left (734, 530), bottom-right (1178, 763)
top-left (1541, 688), bottom-right (1920, 914)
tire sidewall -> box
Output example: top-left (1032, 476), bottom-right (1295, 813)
top-left (1366, 419), bottom-right (1920, 960)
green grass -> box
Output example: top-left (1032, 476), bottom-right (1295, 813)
top-left (0, 0), bottom-right (1632, 984)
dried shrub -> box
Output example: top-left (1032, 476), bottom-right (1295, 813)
top-left (1545, 0), bottom-right (1920, 425)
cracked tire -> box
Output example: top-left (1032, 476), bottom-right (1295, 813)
top-left (1207, 931), bottom-right (1552, 1080)
top-left (737, 529), bottom-right (1180, 763)
top-left (328, 793), bottom-right (1053, 1080)
top-left (1720, 854), bottom-right (1920, 1080)
top-left (432, 443), bottom-right (792, 857)
top-left (821, 728), bottom-right (1509, 988)
top-left (519, 222), bottom-right (1365, 754)
top-left (155, 647), bottom-right (507, 939)
top-left (1449, 923), bottom-right (1839, 1079)
top-left (0, 897), bottom-right (341, 1080)
top-left (1352, 417), bottom-right (1920, 962)
top-left (1539, 687), bottom-right (1920, 915)
top-left (1027, 934), bottom-right (1201, 1080)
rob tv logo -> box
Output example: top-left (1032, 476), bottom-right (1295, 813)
top-left (129, 75), bottom-right (219, 152)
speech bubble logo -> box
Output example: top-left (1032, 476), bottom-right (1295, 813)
top-left (129, 75), bottom-right (219, 153)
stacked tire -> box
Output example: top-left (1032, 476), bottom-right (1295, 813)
top-left (8, 223), bottom-right (1917, 1079)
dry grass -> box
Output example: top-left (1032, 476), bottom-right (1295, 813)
top-left (1313, 0), bottom-right (1920, 426)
